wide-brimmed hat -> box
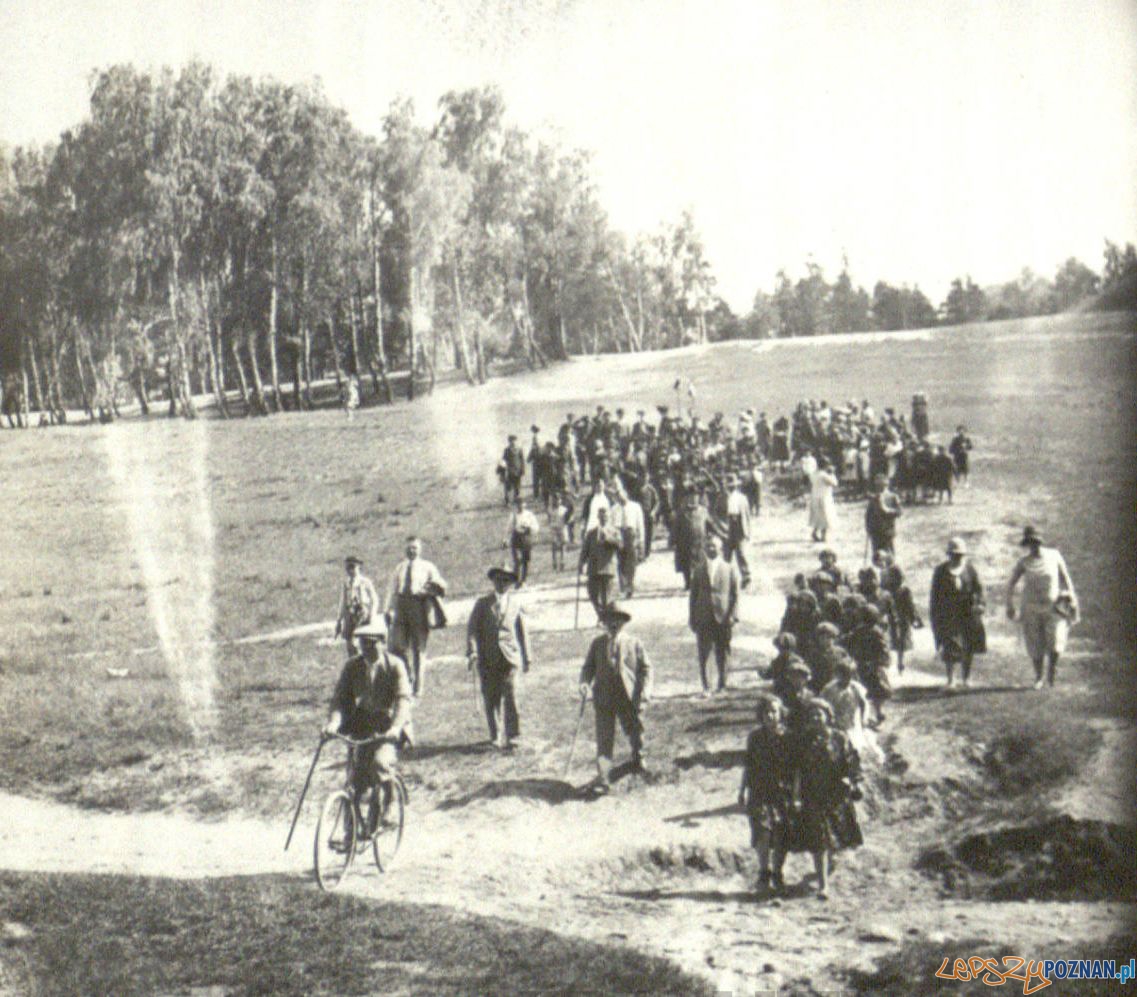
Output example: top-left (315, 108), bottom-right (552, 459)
top-left (815, 621), bottom-right (840, 639)
top-left (487, 566), bottom-right (518, 583)
top-left (946, 537), bottom-right (967, 555)
top-left (599, 602), bottom-right (632, 624)
top-left (530, 424), bottom-right (540, 433)
top-left (1020, 525), bottom-right (1043, 546)
top-left (818, 548), bottom-right (837, 562)
top-left (344, 555), bottom-right (363, 566)
top-left (353, 620), bottom-right (387, 642)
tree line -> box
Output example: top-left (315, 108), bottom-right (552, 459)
top-left (736, 244), bottom-right (1134, 340)
top-left (1, 61), bottom-right (1133, 425)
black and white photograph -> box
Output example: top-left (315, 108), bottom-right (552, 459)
top-left (1, 1), bottom-right (1135, 993)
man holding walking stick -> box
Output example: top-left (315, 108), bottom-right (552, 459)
top-left (577, 602), bottom-right (653, 793)
top-left (467, 565), bottom-right (532, 749)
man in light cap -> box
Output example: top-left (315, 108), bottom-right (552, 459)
top-left (334, 555), bottom-right (379, 654)
top-left (578, 602), bottom-right (653, 791)
top-left (929, 537), bottom-right (986, 688)
top-left (1006, 526), bottom-right (1078, 689)
top-left (324, 618), bottom-right (412, 830)
top-left (467, 566), bottom-right (531, 748)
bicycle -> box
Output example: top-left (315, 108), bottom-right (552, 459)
top-left (312, 732), bottom-right (408, 891)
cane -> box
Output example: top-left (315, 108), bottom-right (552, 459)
top-left (563, 691), bottom-right (589, 780)
top-left (573, 570), bottom-right (582, 630)
top-left (284, 734), bottom-right (327, 851)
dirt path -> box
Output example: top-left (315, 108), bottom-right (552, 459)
top-left (12, 489), bottom-right (1134, 992)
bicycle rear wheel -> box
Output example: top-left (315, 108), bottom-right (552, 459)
top-left (314, 790), bottom-right (355, 891)
top-left (371, 776), bottom-right (406, 872)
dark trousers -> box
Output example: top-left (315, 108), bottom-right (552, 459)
top-left (618, 546), bottom-right (638, 595)
top-left (510, 536), bottom-right (532, 585)
top-left (594, 693), bottom-right (644, 781)
top-left (695, 621), bottom-right (732, 690)
top-left (724, 535), bottom-right (750, 585)
top-left (643, 514), bottom-right (654, 557)
top-left (586, 573), bottom-right (615, 616)
top-left (869, 532), bottom-right (895, 558)
top-left (480, 665), bottom-right (520, 742)
top-left (504, 475), bottom-right (522, 505)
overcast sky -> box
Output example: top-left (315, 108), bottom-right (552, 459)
top-left (2, 0), bottom-right (1135, 311)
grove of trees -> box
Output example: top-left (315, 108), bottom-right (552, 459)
top-left (1, 62), bottom-right (1134, 426)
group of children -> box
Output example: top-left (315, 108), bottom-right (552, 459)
top-left (735, 546), bottom-right (924, 898)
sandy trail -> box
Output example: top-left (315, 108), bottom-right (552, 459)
top-left (11, 489), bottom-right (1133, 993)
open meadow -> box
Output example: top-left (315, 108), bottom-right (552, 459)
top-left (1, 310), bottom-right (1135, 994)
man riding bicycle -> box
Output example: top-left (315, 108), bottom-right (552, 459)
top-left (324, 619), bottom-right (412, 834)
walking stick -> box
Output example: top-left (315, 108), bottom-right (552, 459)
top-left (284, 735), bottom-right (327, 851)
top-left (573, 570), bottom-right (582, 630)
top-left (562, 691), bottom-right (589, 780)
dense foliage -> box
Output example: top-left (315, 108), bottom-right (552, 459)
top-left (0, 63), bottom-right (1132, 423)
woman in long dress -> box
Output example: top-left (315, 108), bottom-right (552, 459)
top-left (808, 458), bottom-right (839, 542)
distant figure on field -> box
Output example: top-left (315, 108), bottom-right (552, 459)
top-left (949, 426), bottom-right (973, 488)
top-left (864, 474), bottom-right (902, 558)
top-left (578, 505), bottom-right (622, 620)
top-left (503, 497), bottom-right (540, 586)
top-left (499, 435), bottom-right (525, 506)
top-left (334, 555), bottom-right (379, 654)
top-left (384, 536), bottom-right (447, 699)
top-left (688, 534), bottom-right (741, 696)
top-left (1006, 526), bottom-right (1079, 689)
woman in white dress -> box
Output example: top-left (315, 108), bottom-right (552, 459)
top-left (809, 458), bottom-right (839, 542)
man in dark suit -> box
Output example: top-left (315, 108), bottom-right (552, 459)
top-left (688, 534), bottom-right (741, 695)
top-left (578, 602), bottom-right (653, 790)
top-left (578, 506), bottom-right (622, 619)
top-left (501, 435), bottom-right (525, 505)
top-left (466, 567), bottom-right (532, 749)
top-left (673, 490), bottom-right (710, 590)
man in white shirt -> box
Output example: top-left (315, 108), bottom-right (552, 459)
top-left (1006, 525), bottom-right (1079, 689)
top-left (503, 497), bottom-right (541, 586)
top-left (334, 555), bottom-right (379, 653)
top-left (614, 490), bottom-right (645, 597)
top-left (723, 475), bottom-right (752, 589)
top-left (384, 536), bottom-right (448, 696)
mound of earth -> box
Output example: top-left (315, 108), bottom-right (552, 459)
top-left (917, 815), bottom-right (1137, 901)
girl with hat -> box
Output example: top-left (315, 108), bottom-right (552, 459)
top-left (784, 698), bottom-right (863, 900)
top-left (738, 694), bottom-right (792, 893)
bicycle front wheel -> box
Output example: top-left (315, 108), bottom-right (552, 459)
top-left (372, 776), bottom-right (406, 872)
top-left (314, 790), bottom-right (355, 891)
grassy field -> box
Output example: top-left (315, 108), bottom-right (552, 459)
top-left (1, 310), bottom-right (1133, 807)
top-left (0, 871), bottom-right (711, 996)
top-left (1, 310), bottom-right (1134, 993)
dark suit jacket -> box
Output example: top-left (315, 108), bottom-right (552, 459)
top-left (579, 631), bottom-right (652, 707)
top-left (579, 525), bottom-right (621, 578)
top-left (688, 556), bottom-right (740, 628)
top-left (466, 591), bottom-right (530, 671)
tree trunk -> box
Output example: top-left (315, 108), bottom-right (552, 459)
top-left (228, 334), bottom-right (252, 414)
top-left (24, 332), bottom-right (46, 422)
top-left (201, 274), bottom-right (229, 417)
top-left (407, 265), bottom-right (417, 401)
top-left (300, 262), bottom-right (312, 409)
top-left (328, 312), bottom-right (344, 390)
top-left (370, 197), bottom-right (387, 372)
top-left (244, 330), bottom-right (268, 416)
top-left (450, 259), bottom-right (476, 385)
top-left (267, 229), bottom-right (283, 412)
